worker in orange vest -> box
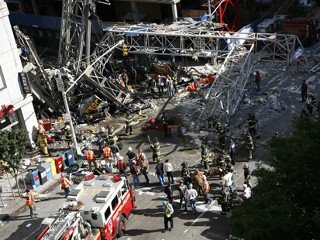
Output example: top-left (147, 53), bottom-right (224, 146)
top-left (84, 148), bottom-right (97, 171)
top-left (25, 189), bottom-right (35, 218)
top-left (103, 143), bottom-right (113, 168)
top-left (60, 174), bottom-right (71, 198)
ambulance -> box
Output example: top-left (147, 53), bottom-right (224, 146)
top-left (37, 173), bottom-right (135, 240)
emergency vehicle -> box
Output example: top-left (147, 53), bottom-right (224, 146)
top-left (37, 173), bottom-right (135, 240)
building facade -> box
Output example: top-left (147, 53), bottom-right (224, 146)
top-left (0, 0), bottom-right (38, 145)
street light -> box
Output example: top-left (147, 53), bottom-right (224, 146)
top-left (60, 40), bottom-right (124, 155)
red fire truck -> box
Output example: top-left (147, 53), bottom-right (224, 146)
top-left (36, 174), bottom-right (135, 240)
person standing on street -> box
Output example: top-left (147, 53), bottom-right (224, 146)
top-left (164, 183), bottom-right (174, 203)
top-left (117, 156), bottom-right (127, 178)
top-left (300, 80), bottom-right (308, 102)
top-left (136, 148), bottom-right (147, 166)
top-left (223, 170), bottom-right (235, 195)
top-left (229, 139), bottom-right (236, 165)
top-left (25, 189), bottom-right (35, 218)
top-left (202, 175), bottom-right (213, 204)
top-left (130, 160), bottom-right (140, 188)
top-left (185, 183), bottom-right (198, 215)
top-left (243, 164), bottom-right (252, 188)
top-left (140, 157), bottom-right (150, 185)
top-left (164, 159), bottom-right (174, 184)
top-left (150, 137), bottom-right (161, 162)
top-left (60, 174), bottom-right (71, 198)
top-left (126, 147), bottom-right (136, 165)
top-left (201, 145), bottom-right (209, 170)
top-left (155, 159), bottom-right (165, 186)
top-left (163, 199), bottom-right (174, 231)
top-left (84, 147), bottom-right (97, 171)
top-left (178, 180), bottom-right (188, 211)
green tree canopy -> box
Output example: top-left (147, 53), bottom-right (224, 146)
top-left (229, 116), bottom-right (320, 240)
top-left (0, 130), bottom-right (29, 195)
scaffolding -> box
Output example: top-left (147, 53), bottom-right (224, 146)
top-left (89, 22), bottom-right (305, 121)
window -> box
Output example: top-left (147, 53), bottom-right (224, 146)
top-left (111, 196), bottom-right (119, 210)
top-left (104, 207), bottom-right (111, 220)
top-left (0, 66), bottom-right (6, 91)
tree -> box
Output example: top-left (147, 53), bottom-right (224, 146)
top-left (0, 130), bottom-right (30, 196)
top-left (229, 116), bottom-right (320, 240)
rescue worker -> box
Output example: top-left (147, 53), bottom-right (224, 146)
top-left (117, 156), bottom-right (127, 177)
top-left (164, 183), bottom-right (174, 203)
top-left (130, 160), bottom-right (140, 188)
top-left (178, 180), bottom-right (187, 211)
top-left (125, 112), bottom-right (134, 135)
top-left (140, 157), bottom-right (150, 185)
top-left (60, 174), bottom-right (71, 198)
top-left (306, 92), bottom-right (317, 115)
top-left (37, 132), bottom-right (49, 155)
top-left (181, 162), bottom-right (191, 185)
top-left (163, 199), bottom-right (174, 231)
top-left (25, 189), bottom-right (35, 218)
top-left (102, 143), bottom-right (113, 168)
top-left (84, 147), bottom-right (97, 171)
top-left (64, 125), bottom-right (72, 147)
top-left (155, 159), bottom-right (165, 186)
top-left (150, 137), bottom-right (161, 162)
top-left (202, 175), bottom-right (212, 204)
top-left (246, 132), bottom-right (254, 161)
top-left (247, 113), bottom-right (258, 137)
top-left (217, 155), bottom-right (227, 176)
top-left (215, 122), bottom-right (226, 148)
top-left (110, 140), bottom-right (121, 162)
top-left (200, 145), bottom-right (209, 170)
top-left (126, 147), bottom-right (136, 165)
top-left (136, 148), bottom-right (147, 166)
top-left (108, 125), bottom-right (118, 143)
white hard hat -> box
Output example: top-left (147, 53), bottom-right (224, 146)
top-left (202, 175), bottom-right (206, 180)
top-left (243, 184), bottom-right (248, 189)
top-left (128, 147), bottom-right (133, 151)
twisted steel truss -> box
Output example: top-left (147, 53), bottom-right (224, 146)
top-left (90, 23), bottom-right (304, 120)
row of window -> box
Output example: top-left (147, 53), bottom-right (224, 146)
top-left (0, 66), bottom-right (6, 91)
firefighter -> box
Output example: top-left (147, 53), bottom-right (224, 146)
top-left (200, 145), bottom-right (209, 170)
top-left (108, 125), bottom-right (118, 143)
top-left (37, 132), bottom-right (49, 155)
top-left (247, 113), bottom-right (258, 137)
top-left (150, 137), bottom-right (161, 162)
top-left (84, 147), bottom-right (97, 171)
top-left (215, 122), bottom-right (226, 149)
top-left (25, 189), bottom-right (35, 218)
top-left (246, 131), bottom-right (254, 161)
top-left (306, 92), bottom-right (317, 115)
top-left (102, 143), bottom-right (113, 167)
top-left (125, 112), bottom-right (134, 135)
top-left (64, 125), bottom-right (72, 147)
top-left (60, 174), bottom-right (71, 198)
top-left (181, 162), bottom-right (191, 185)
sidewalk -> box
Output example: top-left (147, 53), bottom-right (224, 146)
top-left (0, 172), bottom-right (60, 219)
